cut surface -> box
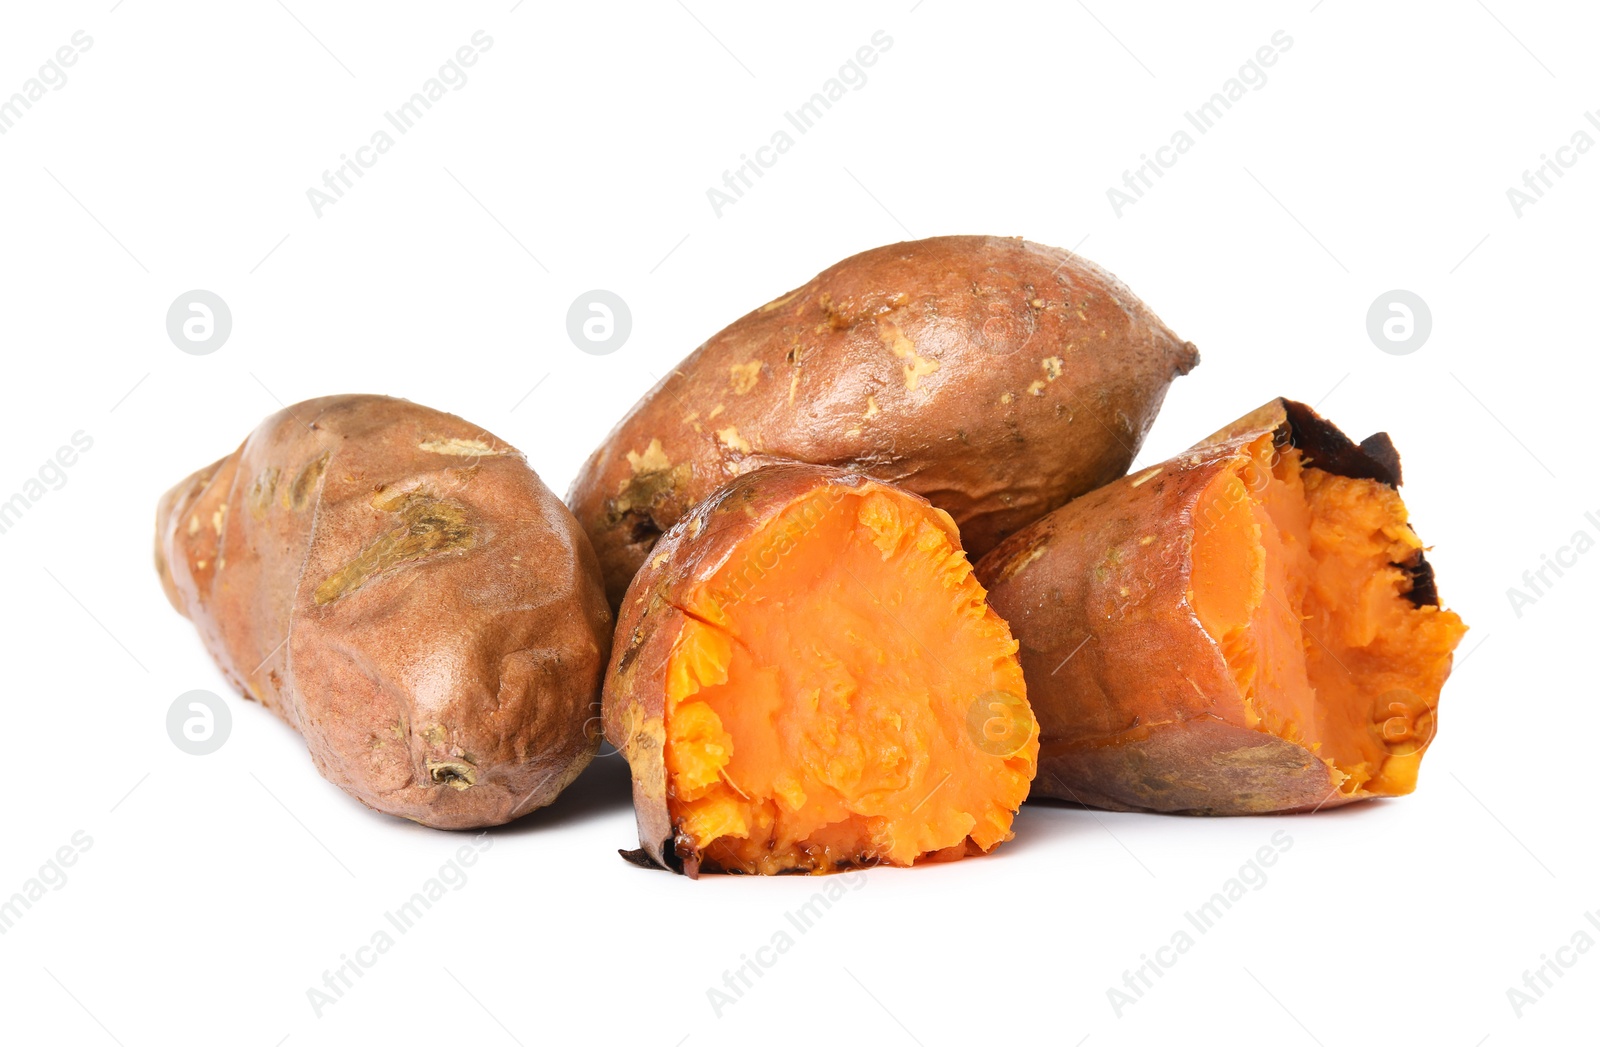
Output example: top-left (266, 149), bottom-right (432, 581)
top-left (1189, 438), bottom-right (1467, 799)
top-left (663, 486), bottom-right (1037, 874)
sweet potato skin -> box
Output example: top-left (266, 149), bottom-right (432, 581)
top-left (570, 235), bottom-right (1199, 607)
top-left (603, 464), bottom-right (971, 874)
top-left (974, 398), bottom-right (1443, 815)
top-left (155, 395), bottom-right (612, 829)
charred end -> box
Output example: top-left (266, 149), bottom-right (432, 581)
top-left (1277, 400), bottom-right (1402, 488)
top-left (1270, 400), bottom-right (1442, 609)
top-left (618, 847), bottom-right (667, 870)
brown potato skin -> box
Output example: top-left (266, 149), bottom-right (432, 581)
top-left (603, 464), bottom-right (966, 874)
top-left (974, 399), bottom-right (1442, 815)
top-left (155, 395), bottom-right (612, 829)
top-left (570, 235), bottom-right (1199, 608)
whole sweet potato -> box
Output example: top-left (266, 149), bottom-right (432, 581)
top-left (570, 235), bottom-right (1199, 607)
top-left (975, 399), bottom-right (1466, 815)
top-left (605, 463), bottom-right (1037, 875)
top-left (155, 395), bottom-right (612, 829)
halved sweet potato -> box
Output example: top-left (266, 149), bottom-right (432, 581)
top-left (604, 464), bottom-right (1038, 874)
top-left (570, 235), bottom-right (1199, 607)
top-left (974, 399), bottom-right (1466, 814)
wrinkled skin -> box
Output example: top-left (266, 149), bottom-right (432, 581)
top-left (156, 395), bottom-right (612, 829)
top-left (976, 399), bottom-right (1458, 815)
top-left (570, 235), bottom-right (1199, 608)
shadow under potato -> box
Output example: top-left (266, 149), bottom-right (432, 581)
top-left (1022, 793), bottom-right (1391, 819)
top-left (489, 744), bottom-right (635, 836)
top-left (993, 800), bottom-right (1105, 859)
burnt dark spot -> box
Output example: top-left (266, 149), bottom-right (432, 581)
top-left (618, 848), bottom-right (666, 870)
top-left (625, 512), bottom-right (663, 546)
top-left (427, 759), bottom-right (477, 791)
top-left (606, 464), bottom-right (692, 546)
top-left (1401, 555), bottom-right (1440, 608)
top-left (1282, 402), bottom-right (1402, 487)
top-left (615, 623), bottom-right (649, 675)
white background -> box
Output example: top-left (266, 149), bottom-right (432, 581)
top-left (1, 1), bottom-right (1594, 1044)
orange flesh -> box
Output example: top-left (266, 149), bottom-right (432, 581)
top-left (1190, 438), bottom-right (1467, 798)
top-left (663, 487), bottom-right (1038, 874)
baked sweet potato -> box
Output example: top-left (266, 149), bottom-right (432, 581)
top-left (974, 398), bottom-right (1466, 815)
top-left (570, 235), bottom-right (1199, 607)
top-left (604, 463), bottom-right (1038, 875)
top-left (155, 395), bottom-right (612, 829)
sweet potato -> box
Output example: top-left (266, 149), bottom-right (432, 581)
top-left (155, 395), bottom-right (612, 829)
top-left (604, 463), bottom-right (1038, 875)
top-left (974, 399), bottom-right (1467, 815)
top-left (570, 234), bottom-right (1199, 607)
